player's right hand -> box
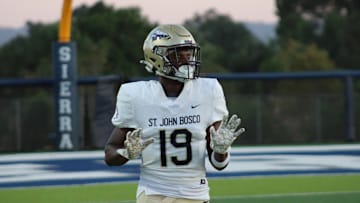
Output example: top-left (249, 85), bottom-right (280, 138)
top-left (210, 114), bottom-right (245, 154)
top-left (117, 128), bottom-right (154, 160)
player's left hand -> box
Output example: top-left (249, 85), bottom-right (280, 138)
top-left (210, 114), bottom-right (245, 154)
top-left (125, 128), bottom-right (154, 159)
top-left (117, 128), bottom-right (154, 160)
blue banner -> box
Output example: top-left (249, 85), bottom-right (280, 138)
top-left (53, 42), bottom-right (79, 150)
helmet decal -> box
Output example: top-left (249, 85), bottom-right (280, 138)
top-left (151, 30), bottom-right (170, 41)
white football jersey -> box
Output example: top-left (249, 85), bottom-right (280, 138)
top-left (111, 78), bottom-right (228, 201)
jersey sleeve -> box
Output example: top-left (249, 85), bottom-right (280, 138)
top-left (111, 84), bottom-right (138, 128)
top-left (211, 80), bottom-right (229, 123)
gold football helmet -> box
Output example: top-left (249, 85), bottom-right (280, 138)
top-left (140, 25), bottom-right (201, 82)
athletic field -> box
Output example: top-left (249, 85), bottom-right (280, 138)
top-left (1, 144), bottom-right (359, 202)
top-left (1, 175), bottom-right (359, 203)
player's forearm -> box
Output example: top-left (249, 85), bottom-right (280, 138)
top-left (104, 145), bottom-right (129, 166)
top-left (210, 151), bottom-right (230, 171)
top-left (214, 152), bottom-right (228, 162)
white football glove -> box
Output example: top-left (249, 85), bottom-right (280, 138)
top-left (117, 128), bottom-right (154, 160)
top-left (210, 114), bottom-right (245, 154)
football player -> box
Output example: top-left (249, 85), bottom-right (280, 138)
top-left (104, 24), bottom-right (245, 203)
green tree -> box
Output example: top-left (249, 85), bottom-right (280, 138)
top-left (185, 9), bottom-right (270, 73)
top-left (0, 2), bottom-right (155, 78)
top-left (276, 0), bottom-right (360, 69)
top-left (72, 2), bottom-right (155, 77)
top-left (260, 39), bottom-right (338, 94)
top-left (259, 39), bottom-right (342, 144)
top-left (0, 22), bottom-right (58, 78)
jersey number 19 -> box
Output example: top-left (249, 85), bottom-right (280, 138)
top-left (159, 129), bottom-right (192, 167)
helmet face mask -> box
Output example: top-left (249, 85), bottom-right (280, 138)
top-left (161, 45), bottom-right (200, 79)
top-left (141, 25), bottom-right (201, 82)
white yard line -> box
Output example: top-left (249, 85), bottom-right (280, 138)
top-left (211, 190), bottom-right (360, 200)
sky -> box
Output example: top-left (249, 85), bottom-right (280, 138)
top-left (0, 0), bottom-right (277, 28)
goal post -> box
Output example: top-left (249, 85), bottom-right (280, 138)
top-left (58, 0), bottom-right (72, 43)
top-left (52, 0), bottom-right (79, 150)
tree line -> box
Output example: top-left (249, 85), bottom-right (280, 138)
top-left (1, 1), bottom-right (359, 79)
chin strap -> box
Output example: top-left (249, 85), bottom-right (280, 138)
top-left (140, 59), bottom-right (187, 83)
top-left (140, 59), bottom-right (197, 83)
top-left (140, 60), bottom-right (155, 74)
top-left (159, 72), bottom-right (188, 83)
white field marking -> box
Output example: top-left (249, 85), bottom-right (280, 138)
top-left (0, 144), bottom-right (359, 186)
top-left (68, 191), bottom-right (360, 203)
top-left (0, 144), bottom-right (359, 162)
top-left (80, 201), bottom-right (134, 203)
top-left (0, 151), bottom-right (105, 162)
top-left (230, 144), bottom-right (360, 153)
top-left (206, 144), bottom-right (360, 173)
top-left (206, 154), bottom-right (360, 173)
top-left (0, 163), bottom-right (50, 176)
top-left (0, 171), bottom-right (133, 183)
top-left (0, 180), bottom-right (138, 190)
top-left (211, 190), bottom-right (360, 200)
top-left (0, 151), bottom-right (143, 163)
top-left (115, 202), bottom-right (134, 203)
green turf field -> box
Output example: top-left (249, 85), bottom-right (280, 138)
top-left (1, 174), bottom-right (359, 203)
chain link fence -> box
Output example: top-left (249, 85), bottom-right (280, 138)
top-left (0, 75), bottom-right (359, 152)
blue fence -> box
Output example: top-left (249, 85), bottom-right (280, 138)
top-left (0, 70), bottom-right (359, 152)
